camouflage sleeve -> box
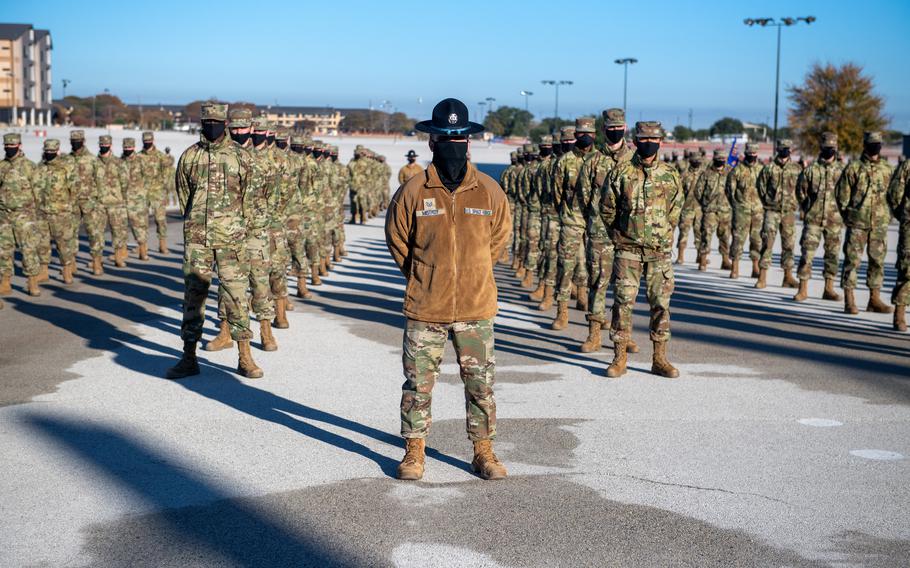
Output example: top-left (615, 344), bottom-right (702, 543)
top-left (576, 162), bottom-right (593, 209)
top-left (176, 151), bottom-right (192, 214)
top-left (796, 169), bottom-right (810, 212)
top-left (600, 168), bottom-right (619, 231)
top-left (385, 185), bottom-right (413, 277)
top-left (888, 161), bottom-right (910, 220)
top-left (835, 163), bottom-right (854, 214)
top-left (668, 169), bottom-right (683, 228)
top-left (756, 166), bottom-right (770, 206)
top-left (693, 171), bottom-right (707, 206)
top-left (724, 170), bottom-right (736, 205)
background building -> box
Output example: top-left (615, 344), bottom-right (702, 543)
top-left (0, 23), bottom-right (52, 126)
top-left (258, 105), bottom-right (345, 135)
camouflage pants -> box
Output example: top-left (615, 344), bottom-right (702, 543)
top-left (323, 208), bottom-right (338, 257)
top-left (46, 213), bottom-right (77, 266)
top-left (586, 238), bottom-right (615, 322)
top-left (759, 210), bottom-right (796, 270)
top-left (400, 318), bottom-right (496, 441)
top-left (287, 217), bottom-right (321, 273)
top-left (76, 202), bottom-right (105, 257)
top-left (515, 207), bottom-right (528, 257)
top-left (126, 195), bottom-right (149, 245)
top-left (797, 222), bottom-right (843, 281)
top-left (349, 190), bottom-right (364, 221)
top-left (269, 228), bottom-right (289, 300)
top-left (506, 198), bottom-right (516, 253)
top-left (100, 205), bottom-right (130, 251)
top-left (218, 236), bottom-right (274, 321)
top-left (181, 243), bottom-right (252, 342)
top-left (522, 210), bottom-right (542, 269)
top-left (556, 225), bottom-right (587, 302)
top-left (0, 210), bottom-right (41, 277)
top-left (538, 213), bottom-right (560, 285)
top-left (677, 203), bottom-right (702, 250)
top-left (610, 251), bottom-right (674, 343)
top-left (892, 221), bottom-right (910, 306)
top-left (731, 207), bottom-right (763, 261)
top-left (35, 214), bottom-right (51, 266)
top-left (841, 225), bottom-right (888, 291)
top-left (148, 189), bottom-right (168, 239)
top-left (699, 210), bottom-right (732, 258)
top-left (511, 204), bottom-right (522, 256)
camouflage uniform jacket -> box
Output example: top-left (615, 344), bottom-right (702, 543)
top-left (294, 155), bottom-right (321, 220)
top-left (35, 158), bottom-right (76, 215)
top-left (887, 159), bottom-right (910, 223)
top-left (694, 165), bottom-right (732, 213)
top-left (601, 153), bottom-right (683, 255)
top-left (176, 133), bottom-right (258, 248)
top-left (521, 161), bottom-right (542, 213)
top-left (796, 158), bottom-right (845, 226)
top-left (347, 158), bottom-right (371, 192)
top-left (65, 147), bottom-right (103, 208)
top-left (499, 164), bottom-right (516, 197)
top-left (836, 155), bottom-right (894, 230)
top-left (583, 143), bottom-right (632, 240)
top-left (536, 156), bottom-right (559, 215)
top-left (0, 155), bottom-right (38, 213)
top-left (139, 147), bottom-right (170, 197)
top-left (248, 145), bottom-right (277, 236)
top-left (268, 146), bottom-right (294, 231)
top-left (554, 148), bottom-right (588, 228)
top-left (757, 158), bottom-right (800, 213)
top-left (119, 153), bottom-right (146, 200)
top-left (725, 160), bottom-right (762, 212)
top-left (97, 154), bottom-right (127, 206)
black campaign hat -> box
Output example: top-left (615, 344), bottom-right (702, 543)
top-left (405, 150), bottom-right (418, 158)
top-left (415, 98), bottom-right (484, 136)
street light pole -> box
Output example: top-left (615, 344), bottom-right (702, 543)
top-left (541, 80), bottom-right (573, 133)
top-left (61, 78), bottom-right (70, 100)
top-left (613, 58), bottom-right (638, 116)
top-left (485, 97), bottom-right (496, 120)
top-left (520, 90), bottom-right (533, 112)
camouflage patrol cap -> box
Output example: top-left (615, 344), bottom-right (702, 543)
top-left (575, 117), bottom-right (596, 133)
top-left (275, 127), bottom-right (289, 140)
top-left (776, 138), bottom-right (792, 150)
top-left (70, 129), bottom-right (85, 140)
top-left (251, 116), bottom-right (269, 131)
top-left (539, 135), bottom-right (553, 146)
top-left (515, 147), bottom-right (524, 156)
top-left (634, 121), bottom-right (663, 139)
top-left (3, 133), bottom-right (21, 145)
top-left (510, 151), bottom-right (517, 159)
top-left (602, 108), bottom-right (625, 127)
top-left (698, 146), bottom-right (707, 156)
top-left (142, 131), bottom-right (154, 142)
top-left (522, 143), bottom-right (535, 153)
top-left (123, 137), bottom-right (136, 149)
top-left (712, 148), bottom-right (725, 160)
top-left (529, 144), bottom-right (540, 155)
top-left (290, 135), bottom-right (306, 145)
top-left (744, 142), bottom-right (759, 153)
top-left (820, 131), bottom-right (838, 147)
top-left (228, 108), bottom-right (252, 128)
top-left (43, 139), bottom-right (60, 151)
top-left (560, 126), bottom-right (576, 141)
top-left (863, 131), bottom-right (883, 144)
top-left (99, 134), bottom-right (112, 145)
top-left (200, 102), bottom-right (228, 121)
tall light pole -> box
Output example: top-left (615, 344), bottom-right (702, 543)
top-left (744, 16), bottom-right (815, 146)
top-left (485, 97), bottom-right (496, 119)
top-left (477, 101), bottom-right (486, 122)
top-left (613, 58), bottom-right (637, 116)
top-left (520, 90), bottom-right (534, 112)
top-left (541, 80), bottom-right (573, 132)
top-left (61, 78), bottom-right (70, 99)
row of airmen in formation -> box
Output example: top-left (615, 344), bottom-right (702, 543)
top-left (501, 109), bottom-right (910, 357)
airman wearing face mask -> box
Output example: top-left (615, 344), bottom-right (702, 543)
top-left (755, 139), bottom-right (801, 290)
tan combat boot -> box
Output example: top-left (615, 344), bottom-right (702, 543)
top-left (311, 264), bottom-right (322, 286)
top-left (115, 247), bottom-right (127, 268)
top-left (138, 242), bottom-right (149, 261)
top-left (894, 305), bottom-right (907, 332)
top-left (580, 319), bottom-right (602, 353)
top-left (793, 279), bottom-right (809, 302)
top-left (721, 255), bottom-right (732, 271)
top-left (822, 277), bottom-right (842, 301)
top-left (259, 320), bottom-right (278, 352)
top-left (0, 274), bottom-right (11, 296)
top-left (675, 244), bottom-right (685, 265)
top-left (333, 244), bottom-right (343, 263)
top-left (782, 268), bottom-right (799, 288)
top-left (651, 341), bottom-right (679, 378)
top-left (570, 283), bottom-right (578, 300)
top-left (844, 288), bottom-right (858, 314)
top-left (575, 286), bottom-right (589, 311)
top-left (472, 439), bottom-right (507, 480)
top-left (325, 255), bottom-right (334, 272)
top-left (158, 238), bottom-right (168, 254)
top-left (297, 278), bottom-right (313, 299)
top-left (697, 253), bottom-right (707, 271)
top-left (751, 258), bottom-right (760, 278)
top-left (92, 255), bottom-right (104, 275)
top-left (27, 275), bottom-right (41, 297)
top-left (396, 438), bottom-right (426, 480)
top-left (37, 264), bottom-right (49, 283)
top-left (166, 341), bottom-right (200, 379)
top-left (273, 297), bottom-right (289, 329)
top-left (729, 260), bottom-right (739, 279)
top-left (511, 256), bottom-right (521, 271)
top-left (340, 245), bottom-right (348, 257)
top-left (867, 288), bottom-right (893, 314)
top-left (528, 280), bottom-right (546, 302)
top-left (205, 320), bottom-right (234, 352)
top-left (550, 301), bottom-right (569, 330)
top-left (62, 263), bottom-right (74, 285)
top-left (627, 338), bottom-right (640, 353)
top-left (318, 258), bottom-right (328, 277)
top-left (754, 268), bottom-right (767, 289)
top-left (520, 270), bottom-right (534, 289)
top-left (537, 285), bottom-right (554, 311)
top-left (237, 340), bottom-right (264, 379)
top-left (515, 265), bottom-right (526, 280)
top-left (606, 341), bottom-right (628, 378)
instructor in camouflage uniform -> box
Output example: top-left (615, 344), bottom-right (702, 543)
top-left (888, 157), bottom-right (910, 331)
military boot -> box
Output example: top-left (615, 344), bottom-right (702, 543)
top-left (138, 242), bottom-right (149, 261)
top-left (782, 268), bottom-right (799, 288)
top-left (580, 319), bottom-right (603, 353)
top-left (894, 305), bottom-right (907, 332)
top-left (311, 264), bottom-right (322, 286)
top-left (237, 340), bottom-right (264, 379)
top-left (0, 274), bottom-right (11, 296)
top-left (520, 270), bottom-right (534, 289)
top-left (37, 264), bottom-right (49, 283)
top-left (340, 244), bottom-right (349, 257)
top-left (751, 258), bottom-right (760, 278)
top-left (627, 338), bottom-right (640, 353)
top-left (793, 279), bottom-right (809, 302)
top-left (606, 342), bottom-right (627, 378)
top-left (721, 255), bottom-right (732, 271)
top-left (62, 263), bottom-right (74, 285)
top-left (205, 320), bottom-right (234, 352)
top-left (511, 256), bottom-right (520, 271)
top-left (822, 277), bottom-right (842, 301)
top-left (537, 285), bottom-right (554, 311)
top-left (273, 297), bottom-right (289, 329)
top-left (325, 255), bottom-right (334, 272)
top-left (729, 260), bottom-right (739, 279)
top-left (333, 245), bottom-right (343, 263)
top-left (651, 341), bottom-right (679, 378)
top-left (515, 266), bottom-right (526, 280)
top-left (297, 278), bottom-right (313, 299)
top-left (675, 244), bottom-right (685, 265)
top-left (471, 439), bottom-right (507, 480)
top-left (867, 288), bottom-right (893, 314)
top-left (570, 283), bottom-right (578, 300)
top-left (27, 275), bottom-right (41, 297)
top-left (754, 268), bottom-right (767, 289)
top-left (115, 247), bottom-right (127, 268)
top-left (550, 301), bottom-right (569, 330)
top-left (697, 254), bottom-right (707, 271)
top-left (844, 288), bottom-right (858, 314)
top-left (575, 286), bottom-right (589, 311)
top-left (396, 438), bottom-right (426, 480)
top-left (318, 258), bottom-right (328, 276)
top-left (528, 280), bottom-right (546, 302)
top-left (92, 255), bottom-right (104, 275)
top-left (166, 341), bottom-right (200, 379)
top-left (158, 238), bottom-right (168, 254)
top-left (259, 320), bottom-right (278, 352)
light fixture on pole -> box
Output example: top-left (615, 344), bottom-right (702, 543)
top-left (519, 90), bottom-right (534, 112)
top-left (613, 58), bottom-right (638, 116)
top-left (485, 97), bottom-right (496, 119)
top-left (61, 78), bottom-right (70, 99)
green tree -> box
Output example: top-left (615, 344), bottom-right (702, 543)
top-left (483, 106), bottom-right (534, 138)
top-left (787, 62), bottom-right (887, 156)
top-left (709, 117), bottom-right (744, 136)
top-left (529, 117), bottom-right (572, 142)
top-left (673, 125), bottom-right (695, 141)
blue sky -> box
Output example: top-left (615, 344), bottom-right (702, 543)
top-left (6, 0), bottom-right (909, 130)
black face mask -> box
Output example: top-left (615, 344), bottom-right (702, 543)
top-left (433, 140), bottom-right (469, 191)
top-left (304, 148), bottom-right (313, 156)
top-left (143, 142), bottom-right (153, 151)
top-left (276, 140), bottom-right (288, 150)
top-left (777, 149), bottom-right (790, 159)
top-left (43, 152), bottom-right (57, 162)
top-left (744, 154), bottom-right (757, 165)
top-left (690, 160), bottom-right (701, 168)
top-left (201, 121), bottom-right (225, 142)
top-left (4, 147), bottom-right (18, 159)
top-left (605, 129), bottom-right (625, 145)
top-left (552, 146), bottom-right (564, 157)
top-left (713, 159), bottom-right (726, 168)
top-left (252, 133), bottom-right (267, 146)
top-left (313, 150), bottom-right (323, 159)
top-left (408, 157), bottom-right (416, 163)
top-left (864, 142), bottom-right (882, 157)
top-left (540, 147), bottom-right (552, 157)
top-left (99, 145), bottom-right (111, 155)
top-left (576, 134), bottom-right (594, 149)
top-left (291, 145), bottom-right (304, 154)
top-left (267, 135), bottom-right (275, 145)
top-left (561, 141), bottom-right (574, 153)
top-left (636, 141), bottom-right (660, 159)
top-left (820, 147), bottom-right (836, 160)
top-left (123, 149), bottom-right (134, 158)
top-left (230, 131), bottom-right (251, 145)
top-left (71, 140), bottom-right (84, 152)
top-left (331, 154), bottom-right (338, 162)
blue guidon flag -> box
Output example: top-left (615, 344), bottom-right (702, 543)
top-left (727, 138), bottom-right (739, 167)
